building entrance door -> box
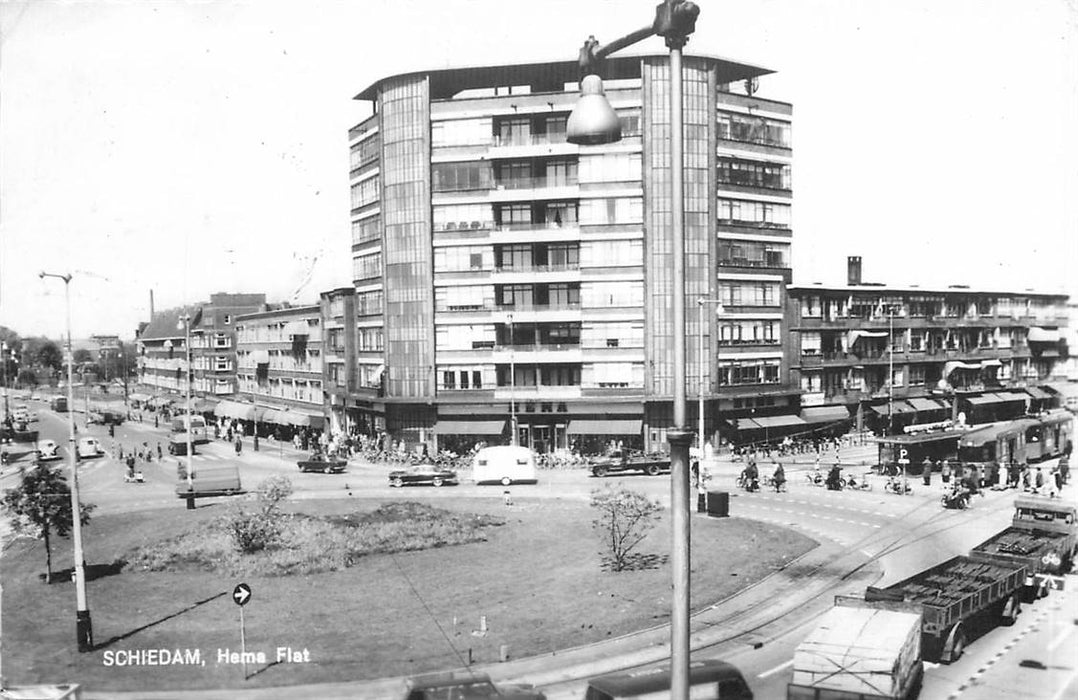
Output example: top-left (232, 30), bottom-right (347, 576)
top-left (532, 425), bottom-right (551, 454)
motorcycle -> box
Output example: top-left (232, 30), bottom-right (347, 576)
top-left (885, 476), bottom-right (913, 495)
top-left (846, 472), bottom-right (873, 491)
top-left (942, 487), bottom-right (971, 509)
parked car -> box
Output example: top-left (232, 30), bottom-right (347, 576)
top-left (298, 452), bottom-right (348, 474)
top-left (585, 660), bottom-right (753, 700)
top-left (402, 671), bottom-right (544, 700)
top-left (389, 465), bottom-right (459, 488)
top-left (76, 437), bottom-right (103, 459)
top-left (36, 439), bottom-right (61, 461)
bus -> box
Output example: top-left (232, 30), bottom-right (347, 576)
top-left (49, 396), bottom-right (68, 412)
top-left (171, 414), bottom-right (209, 444)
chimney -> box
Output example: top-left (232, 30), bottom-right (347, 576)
top-left (149, 289), bottom-right (155, 318)
top-left (847, 256), bottom-right (862, 286)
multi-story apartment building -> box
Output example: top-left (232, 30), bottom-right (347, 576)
top-left (349, 55), bottom-right (797, 452)
top-left (136, 293), bottom-right (265, 404)
top-left (234, 305), bottom-right (326, 432)
top-left (320, 287), bottom-right (363, 435)
top-left (787, 259), bottom-right (1069, 433)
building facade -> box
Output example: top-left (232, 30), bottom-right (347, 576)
top-left (320, 287), bottom-right (366, 435)
top-left (136, 293), bottom-right (266, 403)
top-left (349, 55), bottom-right (796, 452)
top-left (234, 305), bottom-right (326, 432)
top-left (787, 263), bottom-right (1070, 433)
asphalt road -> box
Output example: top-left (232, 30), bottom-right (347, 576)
top-left (3, 399), bottom-right (1075, 700)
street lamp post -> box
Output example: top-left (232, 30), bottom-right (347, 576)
top-left (697, 298), bottom-right (724, 453)
top-left (566, 2), bottom-right (699, 696)
top-left (178, 314), bottom-right (195, 509)
top-left (2, 341), bottom-right (9, 422)
top-left (39, 271), bottom-right (93, 651)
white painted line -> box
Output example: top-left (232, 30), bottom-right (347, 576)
top-left (1051, 667), bottom-right (1078, 700)
top-left (1048, 623), bottom-right (1075, 652)
top-left (757, 659), bottom-right (794, 679)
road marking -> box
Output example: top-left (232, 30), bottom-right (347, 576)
top-left (757, 659), bottom-right (793, 679)
top-left (1048, 622), bottom-right (1075, 652)
top-left (1051, 668), bottom-right (1078, 700)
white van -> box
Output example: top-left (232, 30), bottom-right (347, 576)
top-left (472, 445), bottom-right (538, 486)
top-left (76, 437), bottom-right (103, 459)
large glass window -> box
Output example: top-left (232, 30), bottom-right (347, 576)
top-left (432, 161), bottom-right (491, 191)
top-left (431, 117), bottom-right (492, 146)
top-left (434, 246), bottom-right (487, 271)
top-left (579, 152), bottom-right (642, 183)
top-left (350, 175), bottom-right (380, 210)
top-left (350, 134), bottom-right (380, 171)
top-left (433, 203), bottom-right (493, 231)
top-left (718, 282), bottom-right (780, 307)
top-left (718, 359), bottom-right (781, 386)
top-left (718, 241), bottom-right (788, 268)
top-left (717, 112), bottom-right (791, 147)
top-left (581, 239), bottom-right (642, 267)
top-left (717, 157), bottom-right (790, 190)
top-left (355, 290), bottom-right (383, 315)
top-left (352, 252), bottom-right (382, 281)
top-left (352, 215), bottom-right (381, 245)
top-left (582, 281), bottom-right (643, 307)
top-left (718, 198), bottom-right (791, 227)
top-left (580, 197), bottom-right (644, 225)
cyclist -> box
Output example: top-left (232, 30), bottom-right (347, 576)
top-left (826, 462), bottom-right (843, 491)
top-left (743, 460), bottom-right (759, 492)
top-left (772, 461), bottom-right (786, 492)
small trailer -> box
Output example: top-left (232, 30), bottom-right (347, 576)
top-left (863, 554), bottom-right (1026, 663)
top-left (788, 599), bottom-right (923, 700)
top-left (970, 497), bottom-right (1076, 600)
top-left (589, 449), bottom-right (671, 477)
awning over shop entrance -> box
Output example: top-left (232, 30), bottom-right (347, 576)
top-left (260, 409), bottom-right (282, 424)
top-left (566, 419), bottom-right (643, 435)
top-left (192, 398), bottom-right (219, 413)
top-left (869, 401), bottom-right (916, 415)
top-left (435, 420), bottom-right (506, 435)
top-left (1027, 327), bottom-right (1060, 343)
top-left (799, 406), bottom-right (850, 425)
top-left (747, 415), bottom-right (807, 429)
top-left (215, 400), bottom-right (265, 421)
top-left (907, 398), bottom-right (947, 412)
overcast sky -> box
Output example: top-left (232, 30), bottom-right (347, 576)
top-left (2, 0), bottom-right (1076, 340)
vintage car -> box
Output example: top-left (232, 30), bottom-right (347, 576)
top-left (388, 465), bottom-right (459, 488)
top-left (297, 452), bottom-right (347, 474)
top-left (76, 437), bottom-right (104, 459)
top-left (36, 439), bottom-right (62, 461)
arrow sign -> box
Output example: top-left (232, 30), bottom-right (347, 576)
top-left (233, 583), bottom-right (252, 607)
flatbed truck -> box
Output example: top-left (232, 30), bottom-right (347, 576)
top-left (589, 449), bottom-right (671, 477)
top-left (863, 554), bottom-right (1026, 663)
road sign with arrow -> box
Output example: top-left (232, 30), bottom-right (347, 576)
top-left (233, 582), bottom-right (252, 606)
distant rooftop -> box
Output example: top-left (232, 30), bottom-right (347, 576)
top-left (354, 53), bottom-right (773, 102)
top-left (788, 283), bottom-right (1069, 300)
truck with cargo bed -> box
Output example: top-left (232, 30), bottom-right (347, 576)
top-left (589, 449), bottom-right (671, 477)
top-left (862, 554), bottom-right (1026, 663)
top-left (788, 599), bottom-right (923, 700)
top-left (969, 497), bottom-right (1076, 600)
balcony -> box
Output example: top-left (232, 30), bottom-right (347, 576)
top-left (496, 301), bottom-right (581, 312)
top-left (493, 384), bottom-right (582, 400)
top-left (492, 176), bottom-right (578, 190)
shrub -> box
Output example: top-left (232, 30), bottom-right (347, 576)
top-left (590, 486), bottom-right (663, 572)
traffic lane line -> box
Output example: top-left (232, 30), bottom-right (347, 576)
top-left (757, 658), bottom-right (793, 679)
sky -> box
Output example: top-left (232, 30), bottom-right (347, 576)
top-left (1, 0), bottom-right (1076, 340)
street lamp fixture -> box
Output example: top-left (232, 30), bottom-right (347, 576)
top-left (566, 2), bottom-right (699, 696)
top-left (40, 270), bottom-right (93, 652)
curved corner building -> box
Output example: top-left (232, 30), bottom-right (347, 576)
top-left (348, 54), bottom-right (795, 453)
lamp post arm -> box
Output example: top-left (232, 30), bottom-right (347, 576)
top-left (579, 25), bottom-right (655, 73)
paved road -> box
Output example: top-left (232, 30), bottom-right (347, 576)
top-left (3, 399), bottom-right (1074, 699)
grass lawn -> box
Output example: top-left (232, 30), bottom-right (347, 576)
top-left (1, 496), bottom-right (816, 691)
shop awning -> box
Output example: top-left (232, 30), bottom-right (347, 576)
top-left (1045, 382), bottom-right (1078, 399)
top-left (1027, 327), bottom-right (1060, 343)
top-left (748, 414), bottom-right (807, 429)
top-left (799, 406), bottom-right (850, 425)
top-left (907, 398), bottom-right (947, 412)
top-left (869, 401), bottom-right (916, 415)
top-left (436, 420), bottom-right (507, 435)
top-left (285, 320), bottom-right (310, 336)
top-left (260, 409), bottom-right (282, 424)
top-left (566, 419), bottom-right (643, 436)
top-left (280, 409), bottom-right (325, 429)
top-left (1024, 386), bottom-right (1054, 400)
top-left (991, 391), bottom-right (1027, 403)
top-left (944, 361), bottom-right (982, 375)
top-left (964, 394), bottom-right (1007, 406)
top-left (846, 330), bottom-right (889, 346)
top-left (192, 398), bottom-right (219, 413)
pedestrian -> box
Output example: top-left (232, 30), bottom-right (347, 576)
top-left (235, 436), bottom-right (242, 455)
top-left (1034, 467), bottom-right (1045, 494)
top-left (923, 460), bottom-right (933, 487)
top-left (154, 415), bottom-right (159, 429)
top-left (157, 442), bottom-right (163, 461)
top-left (1052, 465), bottom-right (1063, 495)
top-left (941, 459), bottom-right (951, 484)
top-left (1059, 455), bottom-right (1070, 486)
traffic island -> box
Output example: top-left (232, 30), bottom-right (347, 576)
top-left (0, 497), bottom-right (816, 692)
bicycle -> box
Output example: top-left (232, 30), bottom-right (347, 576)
top-left (846, 472), bottom-right (873, 491)
top-left (805, 471), bottom-right (824, 487)
top-left (765, 475), bottom-right (787, 492)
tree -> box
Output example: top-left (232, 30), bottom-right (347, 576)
top-left (72, 348), bottom-right (93, 365)
top-left (2, 465), bottom-right (95, 583)
top-left (25, 337), bottom-right (62, 372)
top-left (590, 486), bottom-right (663, 572)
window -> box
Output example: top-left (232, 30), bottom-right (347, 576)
top-left (717, 157), bottom-right (791, 190)
top-left (432, 162), bottom-right (491, 191)
top-left (580, 197), bottom-right (643, 225)
top-left (719, 282), bottom-right (780, 307)
top-left (223, 315), bottom-right (231, 325)
top-left (431, 117), bottom-right (492, 146)
top-left (717, 112), bottom-right (791, 147)
top-left (352, 251), bottom-right (382, 281)
top-left (718, 359), bottom-right (781, 386)
top-left (436, 285), bottom-right (487, 311)
top-left (801, 332), bottom-right (821, 354)
top-left (352, 215), bottom-right (381, 245)
top-left (433, 203), bottom-right (493, 231)
top-left (581, 239), bottom-right (642, 267)
top-left (582, 281), bottom-right (643, 307)
top-left (578, 152), bottom-right (642, 183)
top-left (718, 198), bottom-right (791, 227)
top-left (350, 175), bottom-right (379, 209)
top-left (435, 246), bottom-right (488, 271)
